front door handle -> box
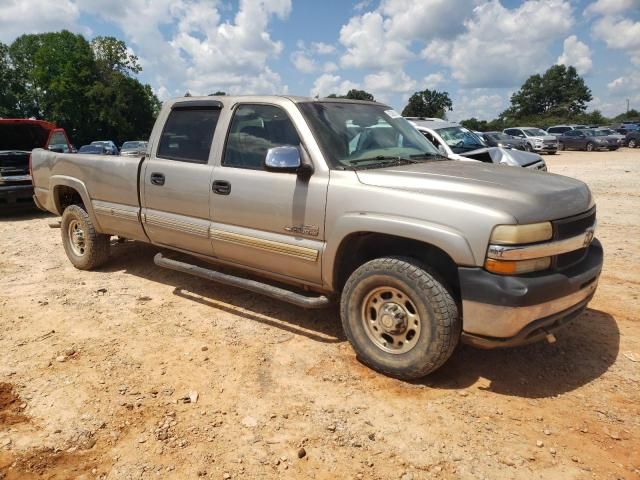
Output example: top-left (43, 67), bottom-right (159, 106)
top-left (212, 180), bottom-right (231, 195)
top-left (150, 172), bottom-right (165, 186)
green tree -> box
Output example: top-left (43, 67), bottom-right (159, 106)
top-left (402, 89), bottom-right (453, 118)
top-left (502, 65), bottom-right (592, 120)
top-left (4, 30), bottom-right (160, 146)
top-left (91, 36), bottom-right (141, 76)
top-left (209, 91), bottom-right (226, 96)
top-left (326, 89), bottom-right (375, 101)
top-left (0, 42), bottom-right (18, 116)
top-left (459, 118), bottom-right (487, 131)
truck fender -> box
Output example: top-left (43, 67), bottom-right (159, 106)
top-left (49, 175), bottom-right (102, 232)
top-left (323, 213), bottom-right (477, 290)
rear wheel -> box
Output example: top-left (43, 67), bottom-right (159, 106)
top-left (61, 205), bottom-right (110, 270)
top-left (558, 142), bottom-right (565, 151)
top-left (340, 257), bottom-right (460, 379)
top-left (586, 142), bottom-right (594, 152)
top-left (629, 139), bottom-right (637, 148)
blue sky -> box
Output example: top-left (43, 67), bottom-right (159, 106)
top-left (1, 0), bottom-right (639, 120)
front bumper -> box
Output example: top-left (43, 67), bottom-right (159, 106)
top-left (533, 144), bottom-right (558, 152)
top-left (459, 238), bottom-right (603, 348)
top-left (0, 184), bottom-right (34, 209)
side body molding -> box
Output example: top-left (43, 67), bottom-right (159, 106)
top-left (322, 213), bottom-right (477, 290)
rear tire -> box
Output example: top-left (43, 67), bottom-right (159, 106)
top-left (340, 257), bottom-right (460, 379)
top-left (558, 142), bottom-right (565, 151)
top-left (61, 205), bottom-right (110, 270)
top-left (586, 142), bottom-right (594, 152)
top-left (628, 139), bottom-right (637, 148)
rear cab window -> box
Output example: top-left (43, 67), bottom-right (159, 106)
top-left (157, 104), bottom-right (221, 163)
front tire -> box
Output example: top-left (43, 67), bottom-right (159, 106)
top-left (524, 143), bottom-right (533, 152)
top-left (340, 257), bottom-right (460, 379)
top-left (61, 205), bottom-right (110, 270)
top-left (586, 142), bottom-right (594, 152)
top-left (558, 142), bottom-right (565, 151)
top-left (628, 139), bottom-right (637, 148)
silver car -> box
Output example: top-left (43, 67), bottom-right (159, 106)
top-left (504, 127), bottom-right (558, 154)
top-left (120, 140), bottom-right (148, 157)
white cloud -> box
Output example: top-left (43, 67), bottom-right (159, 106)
top-left (592, 14), bottom-right (640, 64)
top-left (364, 70), bottom-right (416, 94)
top-left (339, 11), bottom-right (413, 69)
top-left (449, 90), bottom-right (510, 122)
top-left (378, 0), bottom-right (474, 42)
top-left (0, 0), bottom-right (82, 42)
top-left (423, 72), bottom-right (447, 89)
top-left (584, 0), bottom-right (638, 16)
top-left (310, 74), bottom-right (359, 98)
top-left (311, 42), bottom-right (335, 55)
top-left (423, 0), bottom-right (574, 88)
top-left (557, 35), bottom-right (593, 75)
top-left (607, 73), bottom-right (640, 95)
top-left (290, 41), bottom-right (338, 74)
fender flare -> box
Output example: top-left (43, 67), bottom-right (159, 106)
top-left (49, 175), bottom-right (103, 232)
top-left (323, 213), bottom-right (477, 290)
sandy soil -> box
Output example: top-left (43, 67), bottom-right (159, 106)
top-left (1, 148), bottom-right (638, 480)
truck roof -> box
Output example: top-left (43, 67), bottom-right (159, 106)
top-left (167, 95), bottom-right (386, 107)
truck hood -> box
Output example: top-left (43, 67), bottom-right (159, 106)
top-left (355, 161), bottom-right (592, 224)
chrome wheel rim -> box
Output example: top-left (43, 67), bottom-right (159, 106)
top-left (361, 286), bottom-right (421, 355)
top-left (68, 220), bottom-right (86, 256)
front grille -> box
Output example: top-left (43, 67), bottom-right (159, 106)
top-left (555, 248), bottom-right (588, 270)
top-left (553, 207), bottom-right (596, 241)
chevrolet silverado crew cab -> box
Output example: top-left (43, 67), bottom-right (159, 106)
top-left (31, 96), bottom-right (602, 379)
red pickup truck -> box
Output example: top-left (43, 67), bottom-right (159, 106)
top-left (0, 119), bottom-right (72, 210)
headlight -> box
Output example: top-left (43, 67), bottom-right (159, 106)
top-left (485, 257), bottom-right (552, 275)
top-left (497, 143), bottom-right (504, 147)
top-left (490, 222), bottom-right (553, 245)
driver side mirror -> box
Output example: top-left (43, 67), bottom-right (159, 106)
top-left (264, 145), bottom-right (313, 179)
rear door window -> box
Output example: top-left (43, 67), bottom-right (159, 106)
top-left (157, 108), bottom-right (221, 163)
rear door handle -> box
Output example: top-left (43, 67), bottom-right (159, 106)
top-left (150, 172), bottom-right (165, 186)
top-left (212, 180), bottom-right (231, 195)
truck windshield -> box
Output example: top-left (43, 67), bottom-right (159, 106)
top-left (298, 102), bottom-right (443, 169)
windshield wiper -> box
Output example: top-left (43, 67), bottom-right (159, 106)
top-left (409, 153), bottom-right (448, 160)
top-left (346, 155), bottom-right (418, 166)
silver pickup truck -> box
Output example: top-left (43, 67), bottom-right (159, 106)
top-left (31, 96), bottom-right (603, 379)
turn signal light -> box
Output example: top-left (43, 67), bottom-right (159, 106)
top-left (485, 257), bottom-right (551, 275)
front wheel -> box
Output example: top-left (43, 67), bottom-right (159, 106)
top-left (586, 142), bottom-right (594, 152)
top-left (558, 142), bottom-right (565, 151)
top-left (524, 143), bottom-right (533, 152)
top-left (340, 257), bottom-right (460, 379)
top-left (628, 139), bottom-right (637, 148)
top-left (61, 205), bottom-right (110, 270)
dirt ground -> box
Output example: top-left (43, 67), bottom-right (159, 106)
top-left (1, 148), bottom-right (638, 480)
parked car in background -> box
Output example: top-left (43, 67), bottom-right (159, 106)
top-left (594, 128), bottom-right (625, 147)
top-left (477, 131), bottom-right (528, 150)
top-left (556, 129), bottom-right (616, 151)
top-left (613, 123), bottom-right (640, 135)
top-left (546, 125), bottom-right (586, 136)
top-left (626, 131), bottom-right (640, 148)
top-left (120, 141), bottom-right (148, 157)
top-left (503, 127), bottom-right (558, 154)
top-left (90, 140), bottom-right (119, 155)
top-left (0, 119), bottom-right (71, 210)
top-left (78, 144), bottom-right (108, 155)
top-left (410, 119), bottom-right (546, 170)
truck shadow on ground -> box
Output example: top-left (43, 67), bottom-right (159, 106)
top-left (103, 241), bottom-right (345, 344)
top-left (421, 308), bottom-right (619, 398)
top-left (104, 241), bottom-right (619, 399)
top-left (0, 207), bottom-right (51, 221)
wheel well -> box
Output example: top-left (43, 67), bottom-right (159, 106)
top-left (54, 185), bottom-right (85, 213)
top-left (333, 232), bottom-right (460, 298)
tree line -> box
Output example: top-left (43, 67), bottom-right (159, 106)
top-left (0, 31), bottom-right (160, 147)
top-left (329, 65), bottom-right (636, 130)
